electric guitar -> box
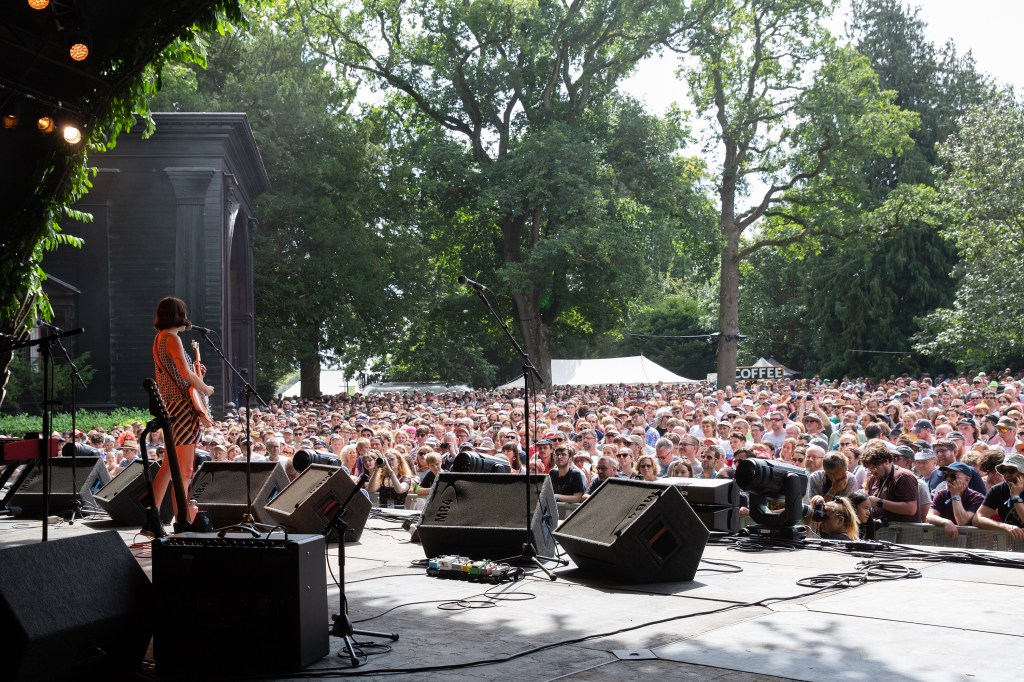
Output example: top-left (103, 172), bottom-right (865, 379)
top-left (189, 340), bottom-right (213, 427)
top-left (144, 378), bottom-right (191, 533)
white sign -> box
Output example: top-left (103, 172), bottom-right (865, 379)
top-left (735, 365), bottom-right (783, 381)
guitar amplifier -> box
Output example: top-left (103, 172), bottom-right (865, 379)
top-left (152, 532), bottom-right (328, 676)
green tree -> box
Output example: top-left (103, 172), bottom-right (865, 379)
top-left (671, 0), bottom-right (917, 387)
top-left (742, 0), bottom-right (993, 379)
top-left (152, 9), bottom-right (428, 397)
top-left (621, 295), bottom-right (717, 379)
top-left (914, 94), bottom-right (1024, 368)
top-left (296, 0), bottom-right (708, 386)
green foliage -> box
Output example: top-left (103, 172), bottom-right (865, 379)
top-left (914, 94), bottom-right (1024, 368)
top-left (3, 351), bottom-right (96, 413)
top-left (671, 0), bottom-right (918, 386)
top-left (0, 408), bottom-right (151, 438)
top-left (1, 1), bottom-right (248, 408)
top-left (152, 8), bottom-right (429, 397)
top-left (295, 0), bottom-right (710, 385)
top-left (738, 0), bottom-right (992, 379)
top-left (621, 296), bottom-right (717, 379)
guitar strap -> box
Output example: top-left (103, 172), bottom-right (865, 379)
top-left (152, 329), bottom-right (191, 401)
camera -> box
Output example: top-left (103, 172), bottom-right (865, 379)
top-left (863, 516), bottom-right (888, 541)
top-left (811, 501), bottom-right (826, 522)
top-left (376, 456), bottom-right (385, 467)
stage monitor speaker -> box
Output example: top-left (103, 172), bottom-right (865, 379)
top-left (553, 478), bottom-right (709, 583)
top-left (662, 477), bottom-right (740, 506)
top-left (0, 531), bottom-right (152, 682)
top-left (418, 473), bottom-right (557, 561)
top-left (93, 460), bottom-right (173, 525)
top-left (265, 464), bottom-right (372, 542)
top-left (9, 456), bottom-right (110, 518)
top-left (153, 532), bottom-right (328, 677)
top-left (190, 461), bottom-right (290, 527)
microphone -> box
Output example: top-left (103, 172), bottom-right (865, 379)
top-left (187, 324), bottom-right (215, 334)
top-left (457, 275), bottom-right (488, 292)
top-left (36, 319), bottom-right (63, 331)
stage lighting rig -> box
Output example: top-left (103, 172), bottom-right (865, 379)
top-left (735, 458), bottom-right (810, 541)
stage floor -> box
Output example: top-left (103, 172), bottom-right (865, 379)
top-left (1, 512), bottom-right (1021, 681)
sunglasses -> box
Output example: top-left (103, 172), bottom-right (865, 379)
top-left (792, 457), bottom-right (805, 463)
top-left (596, 466), bottom-right (611, 471)
top-left (638, 464), bottom-right (654, 469)
top-left (551, 437), bottom-right (566, 442)
top-left (771, 417), bottom-right (784, 422)
top-left (701, 455), bottom-right (714, 460)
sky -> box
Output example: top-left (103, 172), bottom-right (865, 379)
top-left (621, 0), bottom-right (1023, 115)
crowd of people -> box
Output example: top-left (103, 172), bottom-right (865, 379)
top-left (25, 369), bottom-right (1024, 541)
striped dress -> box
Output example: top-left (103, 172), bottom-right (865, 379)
top-left (153, 330), bottom-right (202, 446)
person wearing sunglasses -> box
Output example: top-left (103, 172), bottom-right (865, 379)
top-left (583, 455), bottom-right (624, 499)
top-left (925, 462), bottom-right (985, 540)
top-left (699, 445), bottom-right (726, 479)
top-left (761, 411), bottom-right (788, 454)
top-left (634, 454), bottom-right (660, 482)
top-left (996, 417), bottom-right (1019, 455)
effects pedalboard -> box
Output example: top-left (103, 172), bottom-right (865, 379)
top-left (426, 555), bottom-right (522, 583)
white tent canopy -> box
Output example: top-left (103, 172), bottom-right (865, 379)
top-left (497, 355), bottom-right (699, 389)
top-left (281, 370), bottom-right (351, 397)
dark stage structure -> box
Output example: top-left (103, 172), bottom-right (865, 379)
top-left (42, 112), bottom-right (269, 415)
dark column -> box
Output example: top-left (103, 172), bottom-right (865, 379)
top-left (164, 167), bottom-right (215, 315)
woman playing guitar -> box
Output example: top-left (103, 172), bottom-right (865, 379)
top-left (151, 296), bottom-right (214, 522)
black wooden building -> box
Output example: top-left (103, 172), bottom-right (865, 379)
top-left (42, 113), bottom-right (270, 415)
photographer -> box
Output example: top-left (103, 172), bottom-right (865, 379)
top-left (862, 440), bottom-right (919, 523)
top-left (811, 497), bottom-right (859, 541)
top-left (367, 449), bottom-right (414, 508)
top-left (926, 462), bottom-right (985, 539)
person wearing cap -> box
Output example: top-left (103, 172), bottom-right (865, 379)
top-left (995, 417), bottom-right (1019, 455)
top-left (861, 440), bottom-right (919, 523)
top-left (115, 438), bottom-right (142, 471)
top-left (534, 438), bottom-right (555, 474)
top-left (572, 452), bottom-right (595, 487)
top-left (925, 461), bottom-right (985, 539)
top-left (973, 453), bottom-right (1024, 540)
top-left (209, 442), bottom-right (229, 462)
top-left (913, 446), bottom-right (943, 493)
top-left (912, 419), bottom-right (935, 447)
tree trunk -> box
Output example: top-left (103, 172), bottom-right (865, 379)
top-left (299, 348), bottom-right (321, 400)
top-left (716, 224), bottom-right (741, 389)
top-left (510, 291), bottom-right (553, 389)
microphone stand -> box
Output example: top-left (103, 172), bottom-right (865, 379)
top-left (1, 327), bottom-right (83, 541)
top-left (326, 474), bottom-right (399, 666)
top-left (463, 283), bottom-right (565, 580)
top-left (46, 325), bottom-right (90, 522)
top-left (191, 328), bottom-right (270, 537)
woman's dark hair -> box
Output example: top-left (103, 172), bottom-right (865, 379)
top-left (848, 490), bottom-right (870, 510)
top-left (153, 296), bottom-right (190, 330)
